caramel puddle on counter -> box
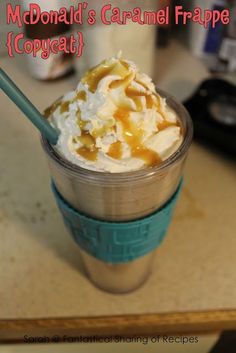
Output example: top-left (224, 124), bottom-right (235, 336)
top-left (114, 109), bottom-right (161, 167)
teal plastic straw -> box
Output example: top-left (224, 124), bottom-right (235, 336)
top-left (0, 68), bottom-right (59, 145)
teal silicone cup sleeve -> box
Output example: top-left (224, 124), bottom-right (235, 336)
top-left (52, 180), bottom-right (183, 264)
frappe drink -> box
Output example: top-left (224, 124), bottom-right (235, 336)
top-left (46, 55), bottom-right (183, 173)
top-left (42, 55), bottom-right (192, 292)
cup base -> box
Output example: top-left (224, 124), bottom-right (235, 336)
top-left (80, 249), bottom-right (156, 294)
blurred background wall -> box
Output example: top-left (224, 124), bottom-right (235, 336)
top-left (0, 0), bottom-right (19, 55)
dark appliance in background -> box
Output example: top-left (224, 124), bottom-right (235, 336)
top-left (184, 79), bottom-right (236, 156)
top-left (157, 0), bottom-right (172, 47)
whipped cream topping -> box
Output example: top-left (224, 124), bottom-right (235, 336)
top-left (46, 56), bottom-right (183, 173)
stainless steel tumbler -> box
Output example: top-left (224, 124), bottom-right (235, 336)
top-left (42, 90), bottom-right (193, 293)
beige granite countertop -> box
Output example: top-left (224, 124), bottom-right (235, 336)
top-left (0, 41), bottom-right (236, 320)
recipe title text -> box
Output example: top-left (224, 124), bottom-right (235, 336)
top-left (6, 3), bottom-right (230, 59)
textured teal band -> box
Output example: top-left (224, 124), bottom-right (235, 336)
top-left (52, 179), bottom-right (183, 264)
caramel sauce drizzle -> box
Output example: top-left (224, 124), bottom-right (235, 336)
top-left (76, 121), bottom-right (114, 161)
top-left (134, 78), bottom-right (150, 91)
top-left (109, 72), bottom-right (133, 90)
top-left (146, 94), bottom-right (155, 109)
top-left (126, 86), bottom-right (149, 97)
top-left (107, 141), bottom-right (123, 160)
top-left (76, 112), bottom-right (109, 161)
top-left (120, 60), bottom-right (130, 70)
top-left (133, 79), bottom-right (162, 111)
top-left (125, 86), bottom-right (155, 111)
top-left (60, 101), bottom-right (70, 114)
top-left (91, 126), bottom-right (108, 139)
top-left (76, 90), bottom-right (87, 101)
top-left (76, 131), bottom-right (98, 161)
top-left (113, 109), bottom-right (161, 167)
top-left (44, 98), bottom-right (61, 118)
top-left (157, 120), bottom-right (177, 131)
top-left (54, 59), bottom-right (180, 166)
top-left (82, 62), bottom-right (116, 93)
top-left (82, 59), bottom-right (131, 93)
top-left (76, 147), bottom-right (98, 161)
top-left (78, 119), bottom-right (87, 130)
top-left (44, 90), bottom-right (87, 120)
top-left (78, 59), bottom-right (172, 165)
